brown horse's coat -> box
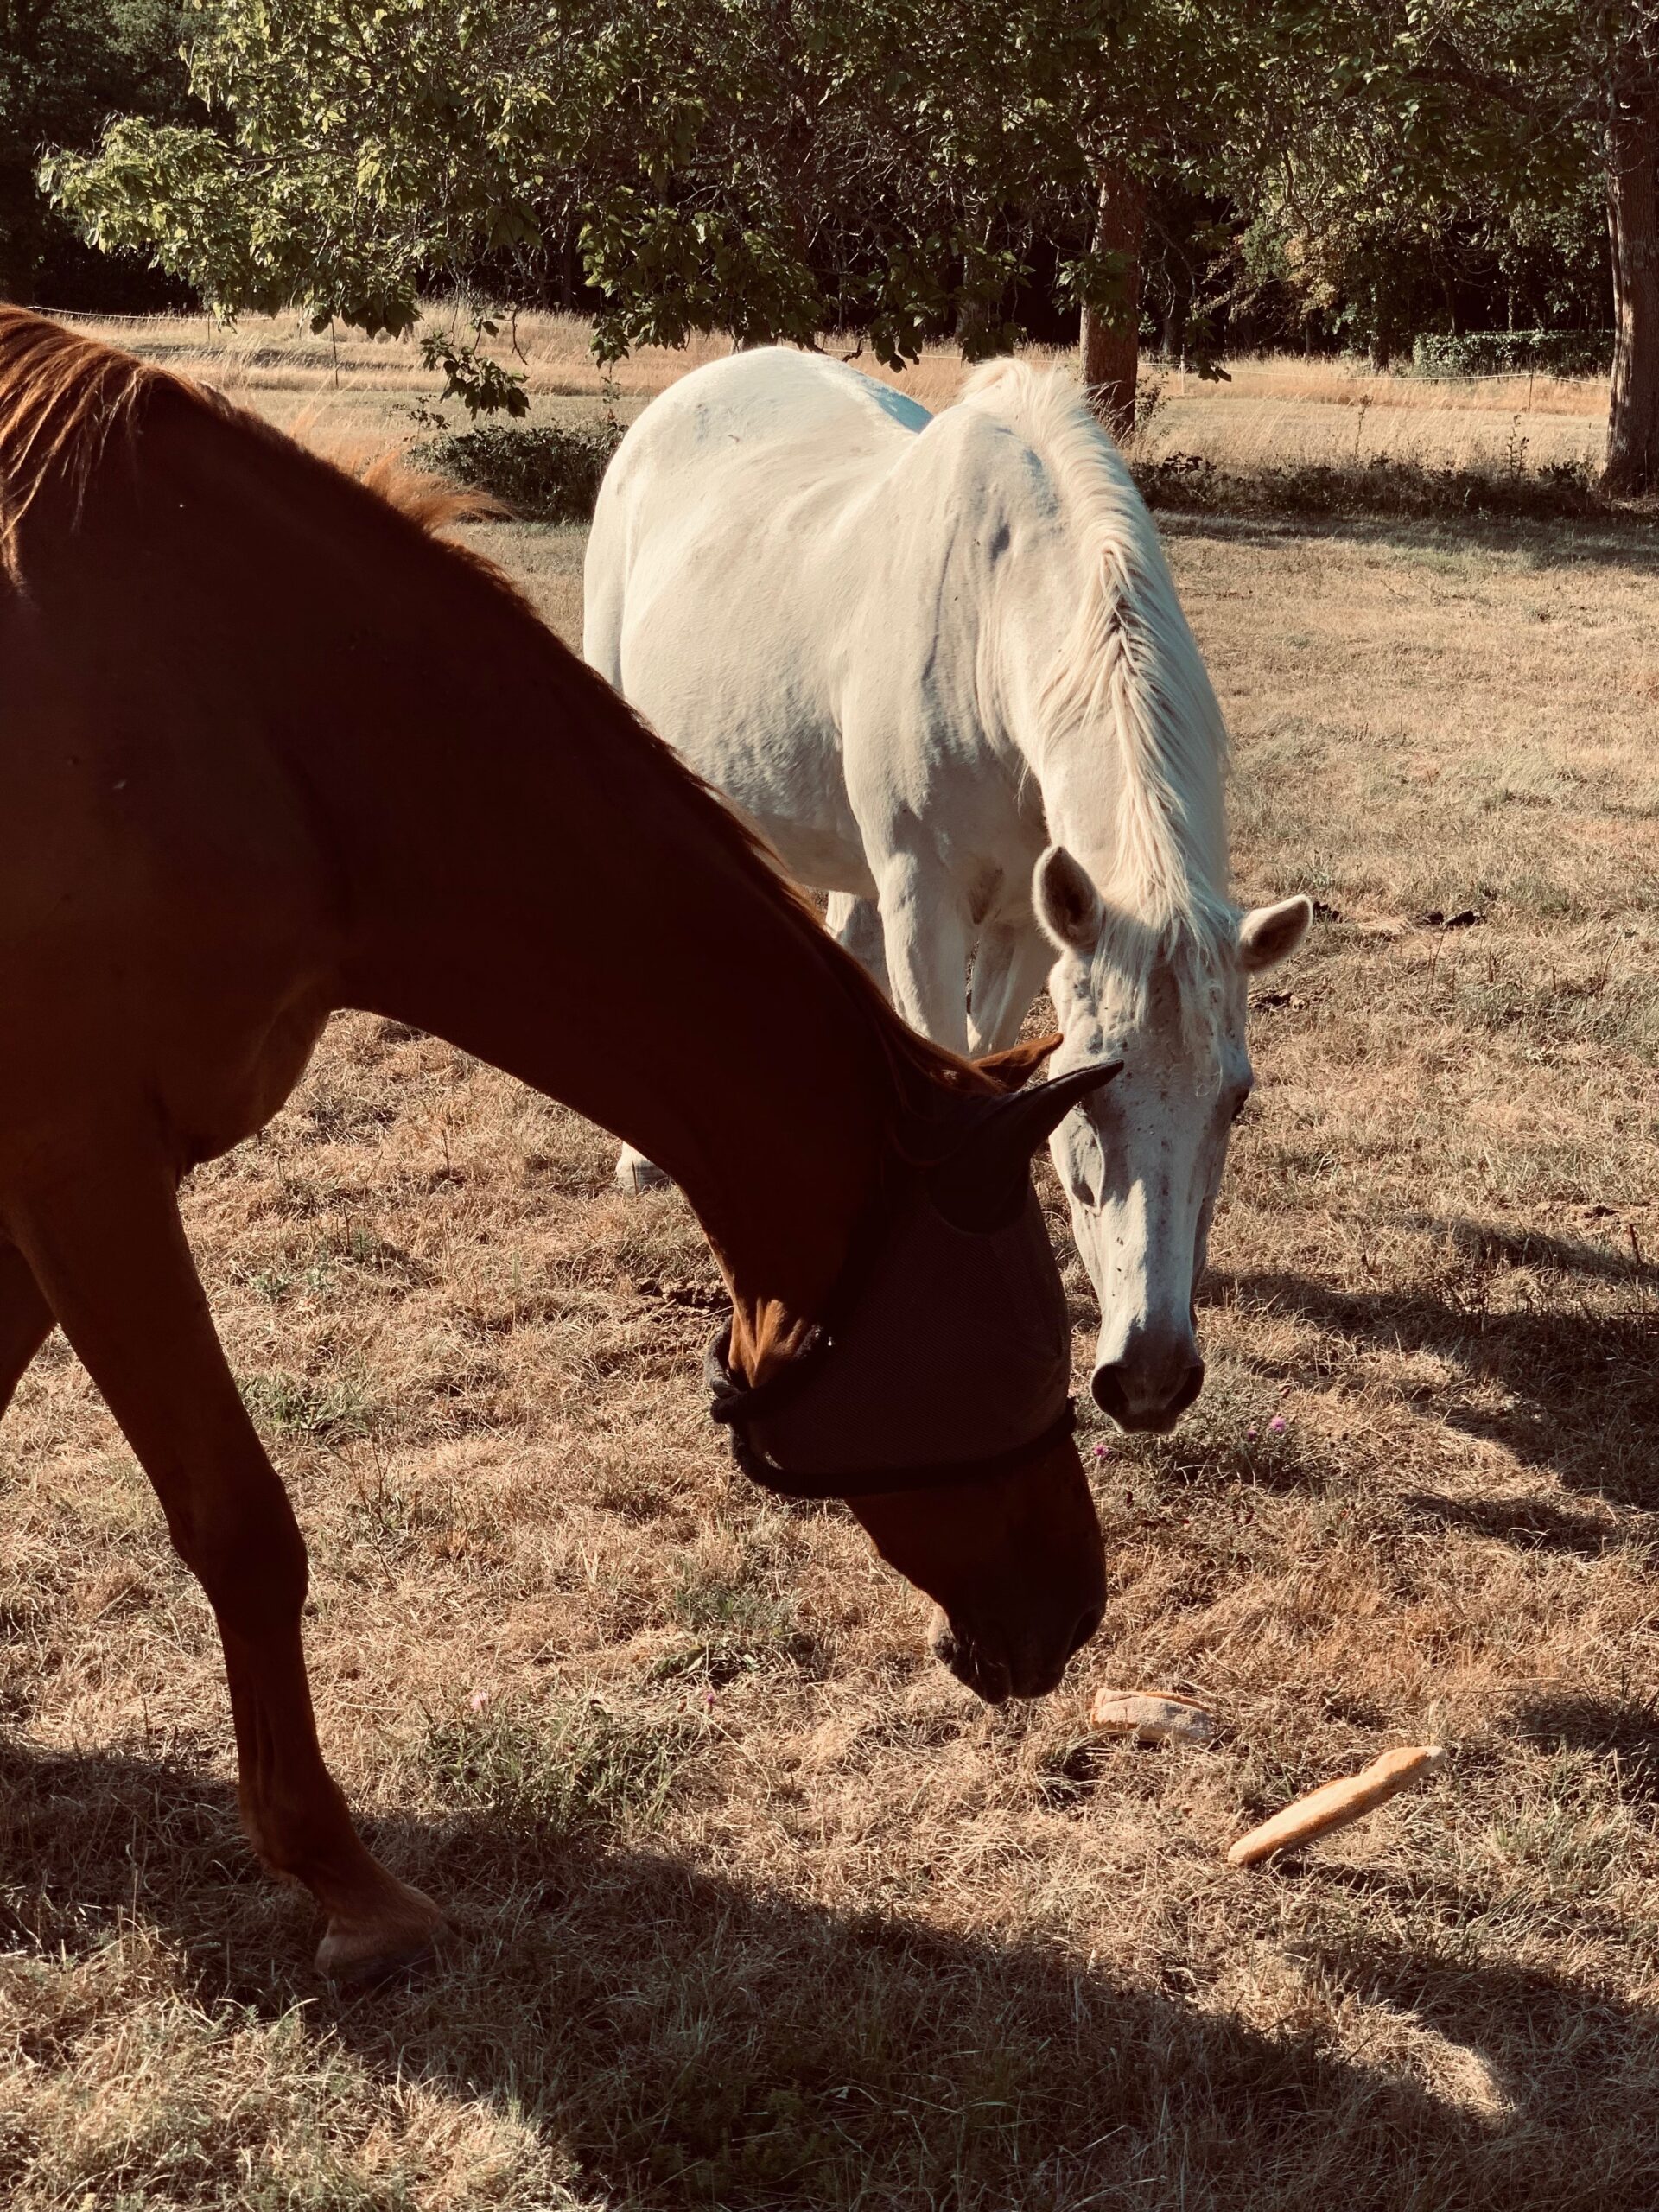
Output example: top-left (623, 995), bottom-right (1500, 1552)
top-left (0, 309), bottom-right (1104, 1978)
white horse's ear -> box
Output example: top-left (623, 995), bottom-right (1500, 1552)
top-left (1239, 896), bottom-right (1313, 974)
top-left (1034, 845), bottom-right (1103, 956)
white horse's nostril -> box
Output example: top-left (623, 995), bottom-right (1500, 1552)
top-left (1091, 1354), bottom-right (1205, 1433)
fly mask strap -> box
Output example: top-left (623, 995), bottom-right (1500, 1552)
top-left (704, 1325), bottom-right (1077, 1500)
top-left (702, 1179), bottom-right (1076, 1502)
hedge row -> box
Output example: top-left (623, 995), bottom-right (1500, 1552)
top-left (416, 420), bottom-right (1611, 534)
top-left (1409, 329), bottom-right (1613, 379)
top-left (1132, 450), bottom-right (1608, 524)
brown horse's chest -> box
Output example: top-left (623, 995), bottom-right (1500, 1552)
top-left (0, 618), bottom-right (339, 1176)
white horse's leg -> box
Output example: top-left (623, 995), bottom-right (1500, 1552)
top-left (614, 1144), bottom-right (673, 1193)
top-left (878, 857), bottom-right (974, 1053)
top-left (826, 893), bottom-right (891, 998)
top-left (968, 923), bottom-right (1053, 1056)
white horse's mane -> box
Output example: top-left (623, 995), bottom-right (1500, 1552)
top-left (959, 358), bottom-right (1235, 1043)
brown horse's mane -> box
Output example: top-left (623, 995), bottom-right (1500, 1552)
top-left (0, 307), bottom-right (995, 1120)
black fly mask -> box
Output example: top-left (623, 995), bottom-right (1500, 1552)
top-left (706, 1058), bottom-right (1122, 1500)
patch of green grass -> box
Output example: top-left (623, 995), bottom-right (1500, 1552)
top-left (236, 1262), bottom-right (335, 1305)
top-left (238, 1370), bottom-right (374, 1442)
top-left (1089, 1357), bottom-right (1319, 1494)
top-left (425, 1697), bottom-right (697, 1838)
top-left (653, 1555), bottom-right (821, 1682)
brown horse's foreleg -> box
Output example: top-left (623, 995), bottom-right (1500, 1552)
top-left (0, 1242), bottom-right (55, 1419)
top-left (5, 1144), bottom-right (447, 1980)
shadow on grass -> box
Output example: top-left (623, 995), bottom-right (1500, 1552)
top-left (1156, 505), bottom-right (1659, 577)
top-left (1511, 1691), bottom-right (1659, 1805)
top-left (1206, 1242), bottom-right (1659, 1507)
top-left (4, 1737), bottom-right (1659, 2207)
top-left (1399, 1491), bottom-right (1630, 1560)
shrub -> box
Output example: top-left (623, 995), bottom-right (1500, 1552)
top-left (1410, 329), bottom-right (1614, 379)
top-left (1132, 451), bottom-right (1607, 524)
top-left (410, 419), bottom-right (622, 523)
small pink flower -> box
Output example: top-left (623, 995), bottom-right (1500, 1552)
top-left (1269, 1415), bottom-right (1287, 1434)
top-left (1093, 1442), bottom-right (1111, 1460)
top-left (703, 1689), bottom-right (716, 1710)
top-left (467, 1688), bottom-right (491, 1712)
top-left (1246, 1426), bottom-right (1258, 1440)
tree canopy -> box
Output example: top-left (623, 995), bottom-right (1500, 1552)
top-left (2, 0), bottom-right (193, 306)
top-left (33, 0), bottom-right (1659, 480)
top-left (45, 1), bottom-right (1319, 362)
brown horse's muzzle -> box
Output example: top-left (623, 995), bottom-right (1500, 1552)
top-left (929, 1592), bottom-right (1105, 1703)
top-left (851, 1433), bottom-right (1107, 1703)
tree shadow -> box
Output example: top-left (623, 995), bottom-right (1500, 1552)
top-left (1305, 1934), bottom-right (1659, 2178)
top-left (1399, 1491), bottom-right (1630, 1560)
top-left (4, 1736), bottom-right (1659, 2206)
top-left (1206, 1229), bottom-right (1659, 1505)
top-left (1159, 507), bottom-right (1659, 579)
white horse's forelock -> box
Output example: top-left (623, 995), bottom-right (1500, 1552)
top-left (960, 359), bottom-right (1236, 1055)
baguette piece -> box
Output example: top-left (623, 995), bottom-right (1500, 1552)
top-left (1090, 1688), bottom-right (1216, 1746)
top-left (1227, 1745), bottom-right (1446, 1866)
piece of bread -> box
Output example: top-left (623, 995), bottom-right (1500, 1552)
top-left (1089, 1688), bottom-right (1216, 1746)
top-left (1226, 1745), bottom-right (1446, 1866)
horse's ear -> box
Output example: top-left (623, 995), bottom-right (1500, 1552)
top-left (973, 1033), bottom-right (1061, 1094)
top-left (981, 1058), bottom-right (1122, 1161)
top-left (931, 1058), bottom-right (1122, 1231)
top-left (1239, 896), bottom-right (1312, 974)
top-left (1034, 845), bottom-right (1102, 957)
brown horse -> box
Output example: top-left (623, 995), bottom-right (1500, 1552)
top-left (0, 306), bottom-right (1114, 1980)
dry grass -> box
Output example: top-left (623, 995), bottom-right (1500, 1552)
top-left (48, 302), bottom-right (1613, 480)
top-left (3, 334), bottom-right (1659, 2206)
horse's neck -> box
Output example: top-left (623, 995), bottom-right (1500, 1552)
top-left (321, 569), bottom-right (893, 1375)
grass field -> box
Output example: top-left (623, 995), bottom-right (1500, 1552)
top-left (3, 317), bottom-right (1659, 2207)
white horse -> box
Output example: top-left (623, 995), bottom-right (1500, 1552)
top-left (585, 349), bottom-right (1308, 1432)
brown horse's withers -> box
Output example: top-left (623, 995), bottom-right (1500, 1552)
top-left (0, 308), bottom-right (1107, 1979)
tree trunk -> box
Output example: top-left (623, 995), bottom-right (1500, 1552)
top-left (1080, 167), bottom-right (1145, 443)
top-left (1605, 91), bottom-right (1659, 495)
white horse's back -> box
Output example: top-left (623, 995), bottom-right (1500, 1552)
top-left (586, 349), bottom-right (927, 753)
top-left (584, 348), bottom-right (1009, 896)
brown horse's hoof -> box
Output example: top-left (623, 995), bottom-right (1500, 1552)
top-left (315, 1878), bottom-right (453, 1987)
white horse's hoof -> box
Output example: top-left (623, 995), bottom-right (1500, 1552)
top-left (615, 1147), bottom-right (674, 1194)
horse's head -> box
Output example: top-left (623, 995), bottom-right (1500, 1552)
top-left (714, 1041), bottom-right (1116, 1701)
top-left (845, 1431), bottom-right (1107, 1703)
top-left (1034, 844), bottom-right (1310, 1433)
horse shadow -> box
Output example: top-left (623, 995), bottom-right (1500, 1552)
top-left (1205, 1217), bottom-right (1659, 1510)
top-left (4, 1734), bottom-right (1659, 2206)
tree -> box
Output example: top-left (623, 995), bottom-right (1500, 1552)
top-left (1238, 3), bottom-right (1659, 489)
top-left (45, 0), bottom-right (1314, 423)
top-left (1592, 11), bottom-right (1659, 491)
top-left (1, 0), bottom-right (192, 307)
